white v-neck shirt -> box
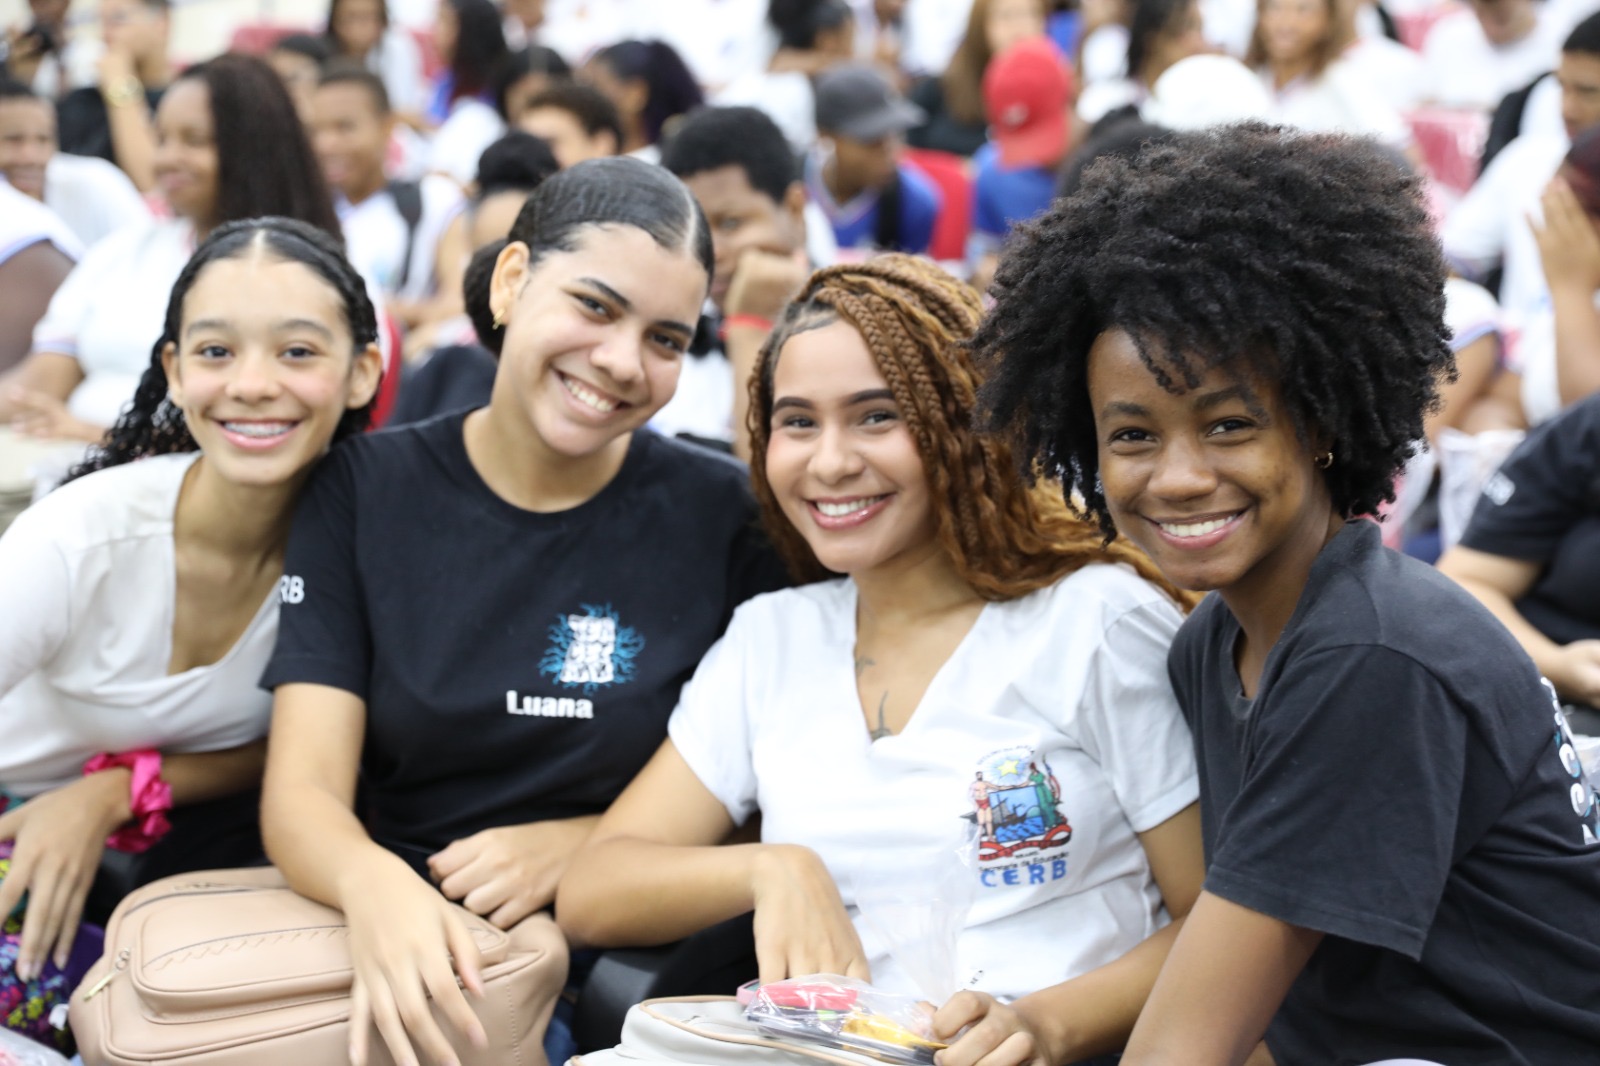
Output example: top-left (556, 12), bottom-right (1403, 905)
top-left (0, 454), bottom-right (276, 797)
top-left (670, 564), bottom-right (1197, 1002)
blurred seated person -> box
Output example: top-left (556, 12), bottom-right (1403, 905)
top-left (493, 45), bottom-right (570, 128)
top-left (0, 79), bottom-right (148, 248)
top-left (1075, 0), bottom-right (1204, 125)
top-left (324, 0), bottom-right (426, 117)
top-left (661, 105), bottom-right (835, 455)
top-left (1445, 13), bottom-right (1600, 335)
top-left (1422, 0), bottom-right (1567, 113)
top-left (0, 183), bottom-right (77, 374)
top-left (397, 130), bottom-right (558, 364)
top-left (581, 39), bottom-right (704, 163)
top-left (1440, 391), bottom-right (1600, 726)
top-left (714, 0), bottom-right (856, 152)
top-left (969, 40), bottom-right (1073, 284)
top-left (311, 66), bottom-right (465, 319)
top-left (425, 0), bottom-right (509, 185)
top-left (266, 33), bottom-right (331, 125)
top-left (54, 0), bottom-right (171, 191)
top-left (909, 0), bottom-right (1048, 157)
top-left (1251, 0), bottom-right (1408, 147)
top-left (1517, 126), bottom-right (1600, 425)
top-left (516, 81), bottom-right (622, 167)
top-left (805, 62), bottom-right (942, 255)
top-left (4, 0), bottom-right (102, 98)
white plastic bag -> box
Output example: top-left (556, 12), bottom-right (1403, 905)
top-left (0, 1030), bottom-right (71, 1066)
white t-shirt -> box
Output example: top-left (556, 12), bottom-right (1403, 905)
top-left (0, 182), bottom-right (81, 266)
top-left (368, 28), bottom-right (429, 116)
top-left (44, 152), bottom-right (150, 250)
top-left (31, 217), bottom-right (193, 427)
top-left (1343, 34), bottom-right (1426, 113)
top-left (1420, 8), bottom-right (1565, 111)
top-left (901, 0), bottom-right (974, 78)
top-left (1260, 58), bottom-right (1410, 146)
top-left (670, 566), bottom-right (1198, 1002)
top-left (339, 175), bottom-right (465, 300)
top-left (427, 98), bottom-right (506, 187)
top-left (713, 70), bottom-right (817, 154)
top-left (0, 453), bottom-right (276, 798)
top-left (1442, 131), bottom-right (1569, 333)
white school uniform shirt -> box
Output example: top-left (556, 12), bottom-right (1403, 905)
top-left (31, 217), bottom-right (193, 428)
top-left (44, 152), bottom-right (150, 250)
top-left (427, 98), bottom-right (506, 187)
top-left (1442, 131), bottom-right (1569, 334)
top-left (367, 28), bottom-right (429, 117)
top-left (1420, 8), bottom-right (1566, 112)
top-left (670, 565), bottom-right (1198, 1002)
top-left (338, 174), bottom-right (465, 301)
top-left (1260, 57), bottom-right (1410, 146)
top-left (0, 454), bottom-right (276, 798)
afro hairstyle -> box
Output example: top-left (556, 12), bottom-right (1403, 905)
top-left (972, 122), bottom-right (1455, 539)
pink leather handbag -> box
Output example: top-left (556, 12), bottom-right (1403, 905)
top-left (69, 867), bottom-right (565, 1066)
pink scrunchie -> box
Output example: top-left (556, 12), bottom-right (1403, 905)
top-left (83, 749), bottom-right (173, 854)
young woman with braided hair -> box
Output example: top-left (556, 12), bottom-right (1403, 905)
top-left (0, 217), bottom-right (380, 990)
top-left (560, 254), bottom-right (1205, 1066)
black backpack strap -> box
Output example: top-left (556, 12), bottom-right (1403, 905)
top-left (387, 179), bottom-right (424, 292)
top-left (873, 166), bottom-right (904, 252)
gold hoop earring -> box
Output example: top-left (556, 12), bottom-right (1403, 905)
top-left (1316, 450), bottom-right (1335, 470)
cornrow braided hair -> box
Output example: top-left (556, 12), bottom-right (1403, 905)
top-left (67, 217), bottom-right (379, 483)
top-left (748, 254), bottom-right (1192, 606)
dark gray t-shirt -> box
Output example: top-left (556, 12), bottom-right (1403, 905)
top-left (1459, 391), bottom-right (1600, 647)
top-left (1169, 520), bottom-right (1600, 1065)
top-left (262, 410), bottom-right (789, 872)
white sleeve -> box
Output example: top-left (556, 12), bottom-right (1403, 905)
top-left (1077, 596), bottom-right (1199, 833)
top-left (0, 502), bottom-right (73, 702)
top-left (30, 228), bottom-right (125, 357)
top-left (666, 610), bottom-right (762, 826)
top-left (1443, 277), bottom-right (1502, 352)
top-left (1442, 146), bottom-right (1521, 280)
top-left (86, 163), bottom-right (151, 241)
top-left (382, 30), bottom-right (428, 115)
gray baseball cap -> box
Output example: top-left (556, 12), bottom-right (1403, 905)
top-left (814, 63), bottom-right (926, 142)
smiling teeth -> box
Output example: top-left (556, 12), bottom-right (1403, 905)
top-left (1160, 515), bottom-right (1236, 538)
top-left (223, 422), bottom-right (293, 438)
top-left (816, 496), bottom-right (884, 517)
top-left (562, 375), bottom-right (618, 413)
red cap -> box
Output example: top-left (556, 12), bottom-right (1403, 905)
top-left (983, 39), bottom-right (1074, 169)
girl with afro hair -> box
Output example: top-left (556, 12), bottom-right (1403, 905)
top-left (974, 122), bottom-right (1600, 1064)
top-left (562, 255), bottom-right (1207, 1066)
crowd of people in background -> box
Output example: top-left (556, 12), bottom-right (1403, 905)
top-left (3, 0), bottom-right (1600, 1063)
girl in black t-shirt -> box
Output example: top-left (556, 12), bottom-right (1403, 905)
top-left (261, 157), bottom-right (787, 1066)
top-left (973, 124), bottom-right (1600, 1064)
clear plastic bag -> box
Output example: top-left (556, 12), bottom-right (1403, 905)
top-left (745, 975), bottom-right (946, 1065)
top-left (0, 1029), bottom-right (71, 1066)
top-left (851, 823), bottom-right (979, 1004)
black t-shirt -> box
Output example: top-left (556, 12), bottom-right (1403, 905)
top-left (1459, 391), bottom-right (1600, 646)
top-left (56, 85), bottom-right (165, 165)
top-left (1169, 520), bottom-right (1600, 1065)
top-left (262, 410), bottom-right (790, 871)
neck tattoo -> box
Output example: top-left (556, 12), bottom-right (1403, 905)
top-left (868, 691), bottom-right (891, 741)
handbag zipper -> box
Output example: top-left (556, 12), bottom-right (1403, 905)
top-left (80, 948), bottom-right (130, 1000)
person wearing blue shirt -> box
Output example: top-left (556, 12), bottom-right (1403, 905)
top-left (805, 63), bottom-right (942, 254)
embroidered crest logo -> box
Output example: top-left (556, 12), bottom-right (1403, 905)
top-left (966, 746), bottom-right (1073, 887)
top-left (538, 604), bottom-right (644, 695)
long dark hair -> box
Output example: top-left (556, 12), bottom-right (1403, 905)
top-left (181, 53), bottom-right (342, 239)
top-left (464, 156), bottom-right (712, 356)
top-left (447, 0), bottom-right (508, 103)
top-left (67, 218), bottom-right (379, 481)
top-left (589, 40), bottom-right (705, 145)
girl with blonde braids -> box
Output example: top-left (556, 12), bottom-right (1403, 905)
top-left (560, 255), bottom-right (1204, 1066)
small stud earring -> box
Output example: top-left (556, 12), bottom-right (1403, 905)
top-left (1316, 450), bottom-right (1335, 470)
